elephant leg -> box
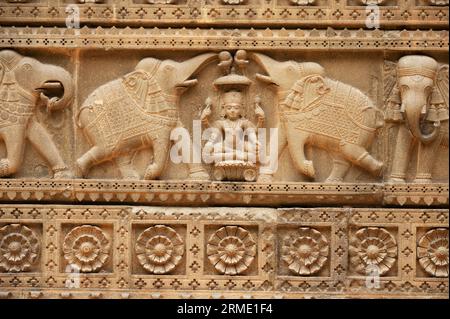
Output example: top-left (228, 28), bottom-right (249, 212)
top-left (26, 119), bottom-right (73, 179)
top-left (339, 141), bottom-right (383, 177)
top-left (325, 154), bottom-right (351, 183)
top-left (389, 125), bottom-right (414, 183)
top-left (287, 131), bottom-right (315, 179)
top-left (414, 129), bottom-right (445, 183)
top-left (116, 153), bottom-right (140, 180)
top-left (76, 146), bottom-right (109, 178)
top-left (188, 133), bottom-right (209, 180)
top-left (188, 163), bottom-right (210, 180)
top-left (144, 138), bottom-right (170, 180)
top-left (257, 116), bottom-right (289, 182)
top-left (0, 128), bottom-right (26, 177)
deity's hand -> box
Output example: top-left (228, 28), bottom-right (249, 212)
top-left (200, 97), bottom-right (213, 121)
top-left (254, 95), bottom-right (265, 119)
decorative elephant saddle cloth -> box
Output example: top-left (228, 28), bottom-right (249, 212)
top-left (0, 58), bottom-right (34, 128)
top-left (281, 76), bottom-right (374, 144)
top-left (82, 70), bottom-right (178, 148)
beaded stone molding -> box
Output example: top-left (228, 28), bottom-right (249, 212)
top-left (0, 27), bottom-right (448, 51)
top-left (0, 180), bottom-right (448, 207)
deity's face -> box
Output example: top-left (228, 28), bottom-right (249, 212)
top-left (224, 103), bottom-right (242, 121)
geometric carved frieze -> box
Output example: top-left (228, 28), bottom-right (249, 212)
top-left (0, 180), bottom-right (448, 207)
top-left (0, 1), bottom-right (448, 29)
top-left (0, 27), bottom-right (447, 51)
top-left (0, 205), bottom-right (447, 298)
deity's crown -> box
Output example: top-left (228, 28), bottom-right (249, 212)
top-left (223, 90), bottom-right (244, 106)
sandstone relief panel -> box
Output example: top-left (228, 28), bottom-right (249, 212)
top-left (0, 0), bottom-right (448, 299)
top-left (252, 52), bottom-right (384, 183)
top-left (76, 52), bottom-right (216, 180)
top-left (0, 49), bottom-right (447, 186)
top-left (0, 50), bottom-right (74, 179)
top-left (384, 55), bottom-right (449, 184)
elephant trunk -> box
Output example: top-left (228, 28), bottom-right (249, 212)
top-left (38, 65), bottom-right (74, 112)
top-left (403, 91), bottom-right (440, 144)
top-left (175, 53), bottom-right (217, 84)
top-left (250, 53), bottom-right (325, 91)
top-left (251, 53), bottom-right (279, 74)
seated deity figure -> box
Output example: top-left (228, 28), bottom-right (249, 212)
top-left (200, 90), bottom-right (265, 181)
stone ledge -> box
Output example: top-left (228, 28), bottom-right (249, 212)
top-left (0, 27), bottom-right (448, 51)
top-left (0, 180), bottom-right (447, 207)
top-left (0, 289), bottom-right (448, 299)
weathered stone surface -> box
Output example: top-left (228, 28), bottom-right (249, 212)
top-left (0, 0), bottom-right (448, 299)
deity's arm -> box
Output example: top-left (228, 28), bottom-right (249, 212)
top-left (243, 120), bottom-right (259, 146)
top-left (254, 95), bottom-right (265, 128)
top-left (205, 121), bottom-right (224, 145)
top-left (200, 97), bottom-right (213, 127)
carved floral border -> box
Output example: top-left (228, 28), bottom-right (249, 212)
top-left (0, 206), bottom-right (447, 299)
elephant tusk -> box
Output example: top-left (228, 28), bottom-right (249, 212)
top-left (46, 96), bottom-right (59, 112)
top-left (176, 79), bottom-right (198, 88)
top-left (255, 73), bottom-right (278, 85)
top-left (36, 81), bottom-right (63, 90)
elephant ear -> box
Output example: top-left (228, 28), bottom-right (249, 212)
top-left (383, 60), bottom-right (398, 107)
top-left (435, 64), bottom-right (449, 111)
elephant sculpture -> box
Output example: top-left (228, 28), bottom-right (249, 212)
top-left (76, 53), bottom-right (217, 179)
top-left (0, 50), bottom-right (74, 178)
top-left (384, 55), bottom-right (449, 183)
top-left (251, 53), bottom-right (384, 182)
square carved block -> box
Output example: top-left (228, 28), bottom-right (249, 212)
top-left (0, 222), bottom-right (42, 274)
top-left (277, 225), bottom-right (331, 277)
top-left (415, 227), bottom-right (449, 279)
top-left (348, 226), bottom-right (399, 278)
top-left (131, 222), bottom-right (187, 275)
top-left (204, 224), bottom-right (259, 277)
top-left (59, 223), bottom-right (114, 274)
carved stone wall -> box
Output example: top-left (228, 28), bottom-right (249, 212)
top-left (0, 0), bottom-right (448, 299)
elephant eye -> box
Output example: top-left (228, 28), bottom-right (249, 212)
top-left (399, 85), bottom-right (408, 95)
top-left (21, 63), bottom-right (32, 72)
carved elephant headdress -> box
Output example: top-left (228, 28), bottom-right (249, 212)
top-left (0, 50), bottom-right (26, 103)
top-left (0, 49), bottom-right (74, 112)
top-left (384, 55), bottom-right (449, 143)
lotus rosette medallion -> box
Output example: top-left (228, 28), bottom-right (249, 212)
top-left (207, 226), bottom-right (256, 275)
top-left (349, 227), bottom-right (397, 275)
top-left (0, 224), bottom-right (39, 272)
top-left (417, 228), bottom-right (449, 278)
top-left (63, 225), bottom-right (110, 273)
top-left (281, 227), bottom-right (329, 275)
top-left (135, 225), bottom-right (185, 274)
